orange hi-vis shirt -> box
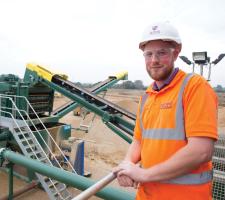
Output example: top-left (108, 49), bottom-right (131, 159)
top-left (134, 70), bottom-right (218, 200)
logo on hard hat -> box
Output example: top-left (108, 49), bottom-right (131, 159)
top-left (149, 25), bottom-right (160, 35)
top-left (152, 26), bottom-right (158, 30)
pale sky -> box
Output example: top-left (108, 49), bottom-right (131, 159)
top-left (0, 0), bottom-right (224, 87)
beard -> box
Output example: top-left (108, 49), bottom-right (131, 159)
top-left (146, 64), bottom-right (174, 81)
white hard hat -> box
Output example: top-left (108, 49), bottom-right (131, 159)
top-left (139, 21), bottom-right (182, 50)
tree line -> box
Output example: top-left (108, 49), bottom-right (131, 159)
top-left (75, 80), bottom-right (147, 90)
top-left (75, 81), bottom-right (225, 92)
top-left (214, 85), bottom-right (225, 92)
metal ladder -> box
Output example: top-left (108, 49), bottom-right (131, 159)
top-left (0, 94), bottom-right (74, 200)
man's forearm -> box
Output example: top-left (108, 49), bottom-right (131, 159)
top-left (118, 137), bottom-right (215, 183)
top-left (144, 138), bottom-right (213, 182)
top-left (124, 139), bottom-right (141, 163)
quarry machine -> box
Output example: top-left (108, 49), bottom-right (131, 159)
top-left (0, 63), bottom-right (225, 199)
top-left (0, 64), bottom-right (135, 200)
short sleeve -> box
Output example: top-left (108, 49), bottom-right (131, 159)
top-left (183, 75), bottom-right (218, 140)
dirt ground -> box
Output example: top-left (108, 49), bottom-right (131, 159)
top-left (0, 89), bottom-right (224, 199)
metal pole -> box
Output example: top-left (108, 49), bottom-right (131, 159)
top-left (208, 63), bottom-right (212, 81)
top-left (72, 173), bottom-right (116, 200)
top-left (200, 64), bottom-right (203, 76)
top-left (1, 149), bottom-right (135, 200)
top-left (7, 162), bottom-right (14, 200)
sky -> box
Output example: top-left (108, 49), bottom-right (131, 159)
top-left (0, 0), bottom-right (224, 87)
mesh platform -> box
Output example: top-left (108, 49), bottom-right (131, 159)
top-left (213, 134), bottom-right (225, 199)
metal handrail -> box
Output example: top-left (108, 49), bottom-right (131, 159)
top-left (0, 94), bottom-right (76, 173)
top-left (1, 106), bottom-right (62, 168)
top-left (0, 108), bottom-right (64, 199)
top-left (0, 109), bottom-right (63, 198)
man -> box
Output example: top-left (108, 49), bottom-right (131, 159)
top-left (114, 22), bottom-right (218, 200)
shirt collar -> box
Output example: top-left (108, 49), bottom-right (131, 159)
top-left (152, 67), bottom-right (179, 91)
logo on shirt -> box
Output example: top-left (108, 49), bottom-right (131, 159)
top-left (160, 102), bottom-right (172, 109)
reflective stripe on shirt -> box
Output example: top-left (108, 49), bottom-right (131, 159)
top-left (161, 171), bottom-right (213, 185)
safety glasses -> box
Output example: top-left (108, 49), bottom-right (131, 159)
top-left (143, 48), bottom-right (175, 60)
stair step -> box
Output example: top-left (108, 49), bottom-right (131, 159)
top-left (14, 126), bottom-right (28, 132)
top-left (64, 195), bottom-right (72, 200)
top-left (60, 190), bottom-right (72, 199)
top-left (25, 143), bottom-right (38, 150)
top-left (20, 137), bottom-right (33, 142)
top-left (17, 131), bottom-right (30, 136)
top-left (45, 179), bottom-right (59, 188)
top-left (43, 176), bottom-right (50, 182)
top-left (55, 193), bottom-right (72, 200)
top-left (52, 184), bottom-right (67, 195)
top-left (39, 157), bottom-right (48, 163)
top-left (26, 147), bottom-right (42, 154)
top-left (28, 150), bottom-right (44, 157)
top-left (54, 190), bottom-right (71, 200)
top-left (18, 133), bottom-right (32, 140)
top-left (37, 175), bottom-right (70, 199)
top-left (30, 154), bottom-right (46, 160)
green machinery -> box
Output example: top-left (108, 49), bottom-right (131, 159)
top-left (0, 64), bottom-right (135, 200)
top-left (23, 64), bottom-right (135, 142)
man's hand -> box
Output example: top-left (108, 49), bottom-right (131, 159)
top-left (113, 162), bottom-right (135, 187)
top-left (113, 161), bottom-right (142, 187)
top-left (116, 174), bottom-right (135, 187)
top-left (117, 161), bottom-right (146, 182)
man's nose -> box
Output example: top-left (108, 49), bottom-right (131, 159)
top-left (151, 54), bottom-right (159, 63)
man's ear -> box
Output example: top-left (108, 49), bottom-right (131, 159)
top-left (173, 44), bottom-right (182, 60)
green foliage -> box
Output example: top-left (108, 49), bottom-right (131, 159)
top-left (213, 85), bottom-right (225, 92)
top-left (113, 80), bottom-right (147, 90)
top-left (74, 80), bottom-right (147, 90)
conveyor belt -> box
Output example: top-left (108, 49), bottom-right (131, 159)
top-left (25, 63), bottom-right (135, 139)
top-left (52, 75), bottom-right (136, 121)
top-left (52, 101), bottom-right (75, 115)
top-left (89, 78), bottom-right (115, 92)
top-left (52, 77), bottom-right (117, 116)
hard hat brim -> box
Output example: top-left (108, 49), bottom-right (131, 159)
top-left (139, 38), bottom-right (181, 50)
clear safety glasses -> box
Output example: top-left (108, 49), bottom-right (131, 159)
top-left (143, 48), bottom-right (175, 60)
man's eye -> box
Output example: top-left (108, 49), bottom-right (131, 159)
top-left (145, 52), bottom-right (152, 57)
top-left (158, 51), bottom-right (167, 56)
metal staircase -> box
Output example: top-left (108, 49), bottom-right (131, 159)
top-left (0, 94), bottom-right (75, 200)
